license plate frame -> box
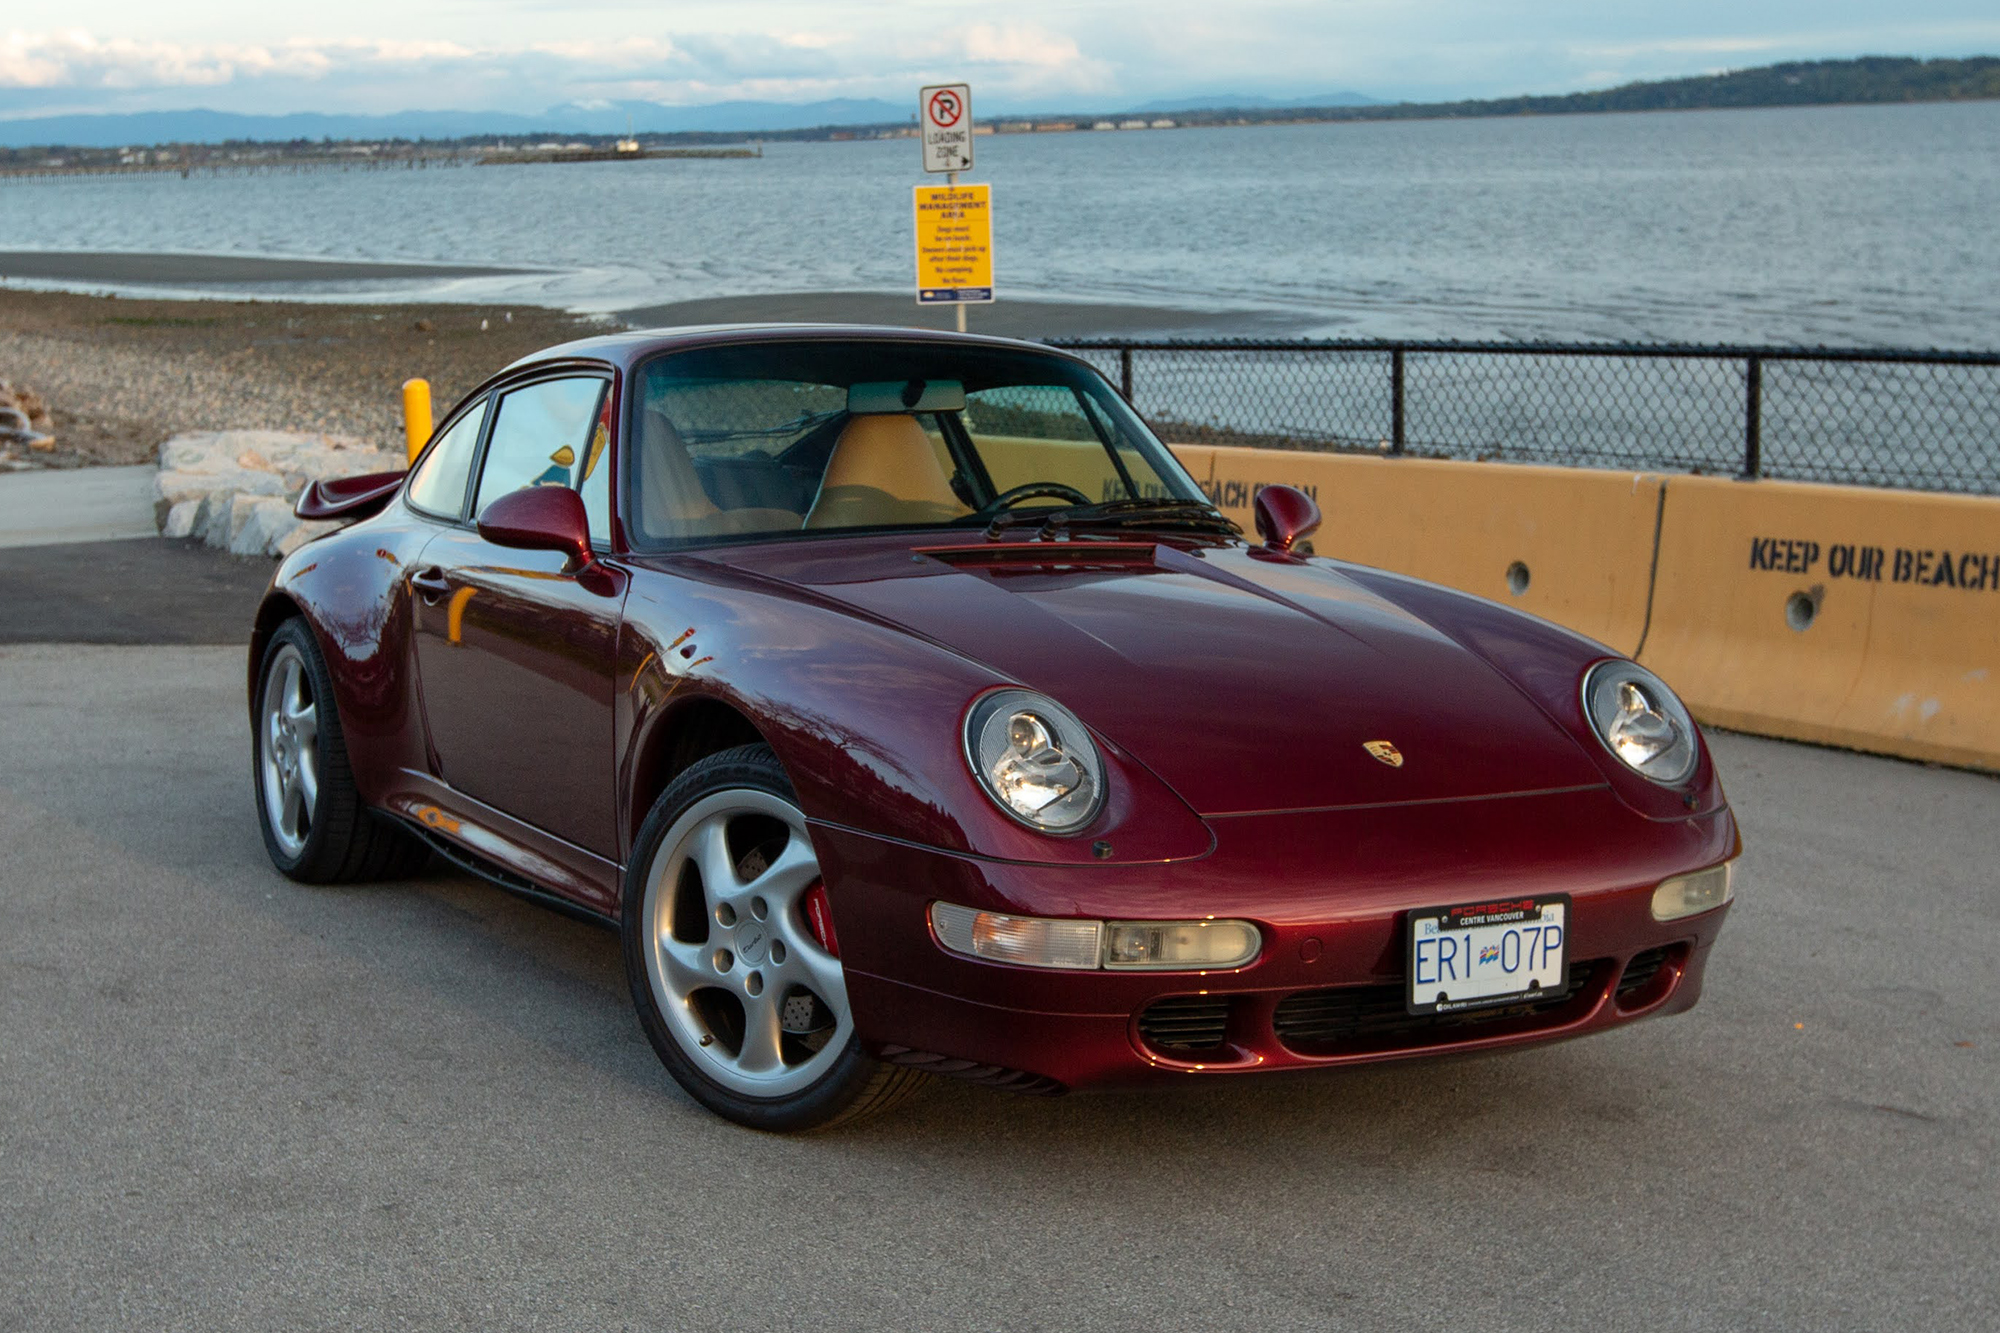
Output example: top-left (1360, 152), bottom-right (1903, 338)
top-left (1406, 895), bottom-right (1570, 1016)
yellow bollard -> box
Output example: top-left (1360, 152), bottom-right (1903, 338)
top-left (401, 378), bottom-right (434, 463)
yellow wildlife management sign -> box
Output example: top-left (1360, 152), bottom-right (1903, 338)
top-left (914, 183), bottom-right (993, 304)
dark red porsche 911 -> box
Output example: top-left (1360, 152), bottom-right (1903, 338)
top-left (250, 325), bottom-right (1737, 1129)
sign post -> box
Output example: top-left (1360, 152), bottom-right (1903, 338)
top-left (917, 83), bottom-right (982, 331)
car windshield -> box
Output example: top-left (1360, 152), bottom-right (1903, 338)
top-left (624, 340), bottom-right (1213, 546)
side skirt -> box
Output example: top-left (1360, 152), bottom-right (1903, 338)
top-left (401, 818), bottom-right (619, 932)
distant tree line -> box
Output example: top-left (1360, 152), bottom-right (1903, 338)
top-left (1229, 56), bottom-right (2000, 123)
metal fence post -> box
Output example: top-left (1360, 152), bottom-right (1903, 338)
top-left (1742, 355), bottom-right (1764, 478)
top-left (1390, 348), bottom-right (1407, 454)
top-left (1119, 348), bottom-right (1134, 404)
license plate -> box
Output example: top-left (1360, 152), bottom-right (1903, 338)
top-left (1407, 895), bottom-right (1568, 1015)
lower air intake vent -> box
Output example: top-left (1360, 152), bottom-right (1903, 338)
top-left (1137, 995), bottom-right (1232, 1053)
top-left (1273, 961), bottom-right (1599, 1054)
top-left (1616, 947), bottom-right (1673, 1003)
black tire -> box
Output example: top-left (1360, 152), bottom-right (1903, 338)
top-left (622, 743), bottom-right (925, 1131)
top-left (252, 617), bottom-right (430, 884)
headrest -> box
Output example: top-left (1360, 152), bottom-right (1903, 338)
top-left (639, 407), bottom-right (719, 525)
top-left (816, 414), bottom-right (959, 507)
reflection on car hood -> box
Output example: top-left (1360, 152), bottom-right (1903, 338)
top-left (694, 539), bottom-right (1606, 815)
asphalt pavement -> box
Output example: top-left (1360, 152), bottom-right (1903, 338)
top-left (1, 642), bottom-right (1995, 1331)
top-left (0, 538), bottom-right (274, 644)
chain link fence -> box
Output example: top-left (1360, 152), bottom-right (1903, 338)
top-left (1047, 340), bottom-right (2000, 495)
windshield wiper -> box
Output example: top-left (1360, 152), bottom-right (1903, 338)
top-left (982, 498), bottom-right (1242, 542)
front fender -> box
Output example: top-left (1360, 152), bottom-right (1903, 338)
top-left (1333, 562), bottom-right (1727, 823)
top-left (617, 560), bottom-right (1214, 869)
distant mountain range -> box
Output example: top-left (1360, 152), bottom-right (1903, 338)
top-left (2, 56), bottom-right (1995, 150)
top-left (0, 98), bottom-right (916, 148)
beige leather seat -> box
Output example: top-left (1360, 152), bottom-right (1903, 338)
top-left (638, 408), bottom-right (801, 540)
top-left (802, 413), bottom-right (971, 529)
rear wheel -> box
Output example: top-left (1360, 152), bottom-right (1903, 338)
top-left (252, 618), bottom-right (429, 883)
top-left (622, 743), bottom-right (925, 1131)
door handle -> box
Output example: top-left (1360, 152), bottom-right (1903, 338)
top-left (410, 567), bottom-right (452, 602)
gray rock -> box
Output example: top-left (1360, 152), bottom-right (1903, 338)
top-left (275, 519), bottom-right (341, 558)
top-left (162, 500), bottom-right (201, 539)
top-left (153, 428), bottom-right (403, 557)
top-left (229, 498), bottom-right (299, 557)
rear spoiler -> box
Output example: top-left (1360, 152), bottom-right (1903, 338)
top-left (295, 469), bottom-right (406, 522)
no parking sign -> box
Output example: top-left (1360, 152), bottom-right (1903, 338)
top-left (920, 83), bottom-right (972, 173)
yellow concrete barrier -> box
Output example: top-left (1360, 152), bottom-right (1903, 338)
top-left (1638, 476), bottom-right (2000, 771)
top-left (1169, 446), bottom-right (1665, 654)
top-left (1161, 444), bottom-right (1998, 771)
top-left (401, 378), bottom-right (433, 463)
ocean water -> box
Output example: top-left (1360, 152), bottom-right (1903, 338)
top-left (1, 100), bottom-right (1997, 347)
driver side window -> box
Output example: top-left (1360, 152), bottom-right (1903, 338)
top-left (473, 376), bottom-right (609, 520)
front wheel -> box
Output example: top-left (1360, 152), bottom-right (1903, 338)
top-left (622, 743), bottom-right (925, 1130)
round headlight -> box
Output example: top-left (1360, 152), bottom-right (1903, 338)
top-left (963, 688), bottom-right (1105, 833)
top-left (1581, 660), bottom-right (1700, 786)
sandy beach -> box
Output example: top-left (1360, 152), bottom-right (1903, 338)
top-left (618, 291), bottom-right (1308, 340)
top-left (0, 289), bottom-right (604, 467)
top-left (0, 253), bottom-right (1299, 468)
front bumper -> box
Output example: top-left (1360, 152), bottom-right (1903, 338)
top-left (813, 785), bottom-right (1737, 1092)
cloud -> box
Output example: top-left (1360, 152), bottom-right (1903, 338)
top-left (0, 23), bottom-right (1115, 114)
top-left (3, 5), bottom-right (1998, 118)
top-left (0, 31), bottom-right (490, 92)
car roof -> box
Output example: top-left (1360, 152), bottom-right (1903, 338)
top-left (501, 322), bottom-right (1092, 375)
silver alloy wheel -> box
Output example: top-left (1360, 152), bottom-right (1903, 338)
top-left (258, 643), bottom-right (321, 858)
top-left (642, 788), bottom-right (852, 1098)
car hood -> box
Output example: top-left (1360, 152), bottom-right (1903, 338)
top-left (692, 538), bottom-right (1606, 816)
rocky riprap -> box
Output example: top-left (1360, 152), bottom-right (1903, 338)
top-left (0, 380), bottom-right (57, 465)
top-left (154, 430), bottom-right (403, 558)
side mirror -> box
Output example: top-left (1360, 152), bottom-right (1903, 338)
top-left (1253, 484), bottom-right (1321, 555)
top-left (478, 485), bottom-right (594, 570)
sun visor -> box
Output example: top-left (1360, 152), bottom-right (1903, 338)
top-left (847, 379), bottom-right (965, 414)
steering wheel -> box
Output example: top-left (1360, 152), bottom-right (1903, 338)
top-left (972, 482), bottom-right (1092, 521)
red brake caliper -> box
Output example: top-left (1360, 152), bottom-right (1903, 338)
top-left (801, 880), bottom-right (840, 957)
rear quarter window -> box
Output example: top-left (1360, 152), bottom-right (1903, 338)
top-left (406, 399), bottom-right (488, 519)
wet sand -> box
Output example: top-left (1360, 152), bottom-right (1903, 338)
top-left (618, 291), bottom-right (1309, 340)
top-left (0, 251), bottom-right (528, 284)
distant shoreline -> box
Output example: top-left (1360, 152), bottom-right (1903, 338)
top-left (1, 55), bottom-right (1991, 154)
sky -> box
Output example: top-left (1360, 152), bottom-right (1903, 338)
top-left (4, 1), bottom-right (1999, 120)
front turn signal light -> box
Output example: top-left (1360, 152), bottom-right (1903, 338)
top-left (1103, 919), bottom-right (1261, 970)
top-left (930, 903), bottom-right (1263, 972)
top-left (930, 903), bottom-right (1103, 970)
top-left (1652, 862), bottom-right (1734, 921)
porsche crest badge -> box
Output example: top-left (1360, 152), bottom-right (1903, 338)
top-left (1363, 740), bottom-right (1404, 768)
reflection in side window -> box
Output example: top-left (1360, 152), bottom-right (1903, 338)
top-left (405, 399), bottom-right (487, 519)
top-left (475, 377), bottom-right (607, 519)
top-left (578, 394), bottom-right (613, 542)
